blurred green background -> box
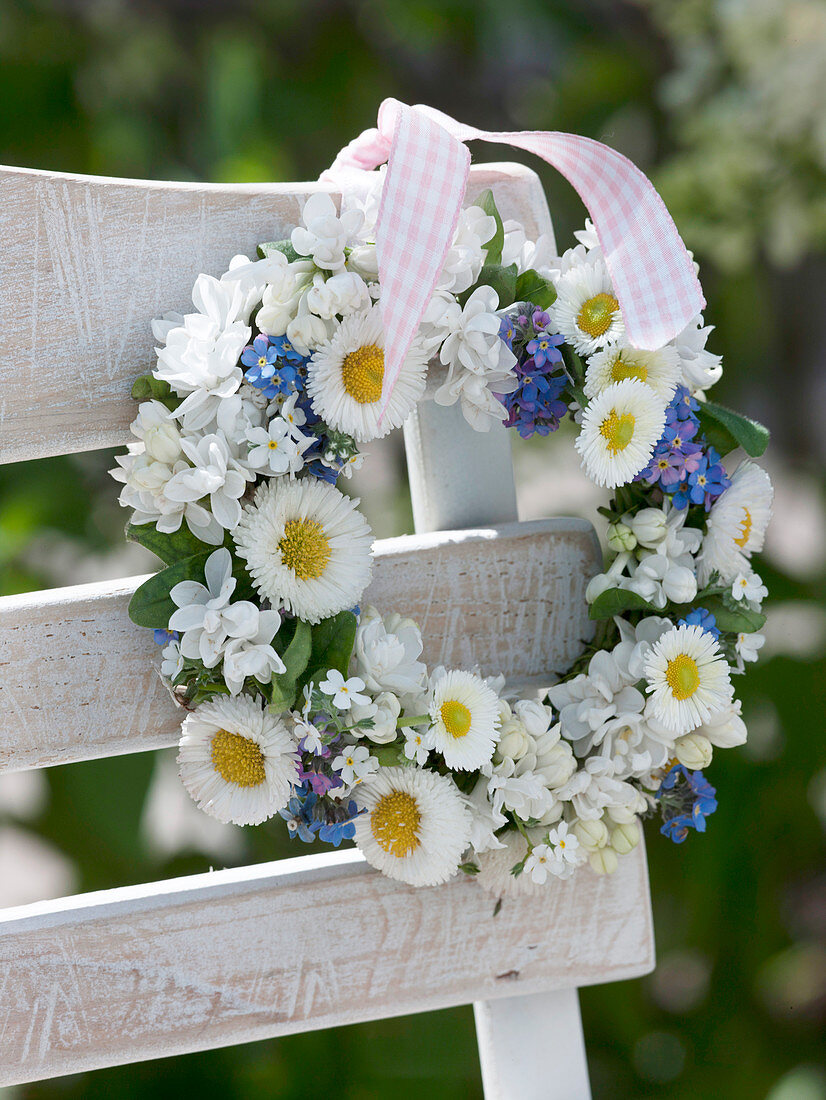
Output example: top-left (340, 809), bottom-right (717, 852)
top-left (1, 0), bottom-right (825, 1097)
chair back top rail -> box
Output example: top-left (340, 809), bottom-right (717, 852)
top-left (0, 518), bottom-right (599, 773)
top-left (0, 840), bottom-right (653, 1088)
top-left (0, 162), bottom-right (550, 465)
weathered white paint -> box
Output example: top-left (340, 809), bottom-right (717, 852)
top-left (0, 162), bottom-right (550, 465)
top-left (0, 841), bottom-right (654, 1087)
top-left (474, 989), bottom-right (592, 1100)
top-left (0, 519), bottom-right (598, 774)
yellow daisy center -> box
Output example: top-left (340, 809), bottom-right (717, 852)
top-left (341, 344), bottom-right (385, 404)
top-left (278, 518), bottom-right (331, 581)
top-left (599, 409), bottom-right (636, 453)
top-left (734, 507), bottom-right (753, 548)
top-left (610, 354), bottom-right (647, 384)
top-left (665, 654), bottom-right (701, 701)
top-left (371, 790), bottom-right (421, 858)
top-left (577, 293), bottom-right (619, 339)
top-left (440, 699), bottom-right (472, 738)
top-left (210, 729), bottom-right (266, 788)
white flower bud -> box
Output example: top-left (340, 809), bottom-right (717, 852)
top-left (607, 521), bottom-right (637, 552)
top-left (627, 507), bottom-right (668, 548)
top-left (494, 717), bottom-right (532, 764)
top-left (610, 820), bottom-right (640, 855)
top-left (364, 691), bottom-right (401, 744)
top-left (589, 847), bottom-right (619, 875)
top-left (674, 732), bottom-right (713, 770)
top-left (586, 572), bottom-right (613, 603)
top-left (661, 564), bottom-right (698, 605)
top-left (573, 818), bottom-right (609, 851)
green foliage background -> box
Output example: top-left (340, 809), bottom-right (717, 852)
top-left (1, 1), bottom-right (824, 1097)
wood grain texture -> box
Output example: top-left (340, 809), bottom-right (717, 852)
top-left (0, 840), bottom-right (653, 1086)
top-left (0, 161), bottom-right (550, 465)
top-left (0, 518), bottom-right (599, 773)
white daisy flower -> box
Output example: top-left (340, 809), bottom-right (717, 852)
top-left (428, 669), bottom-right (501, 770)
top-left (550, 258), bottom-right (624, 355)
top-left (575, 378), bottom-right (667, 489)
top-left (233, 479), bottom-right (373, 624)
top-left (584, 342), bottom-right (681, 402)
top-left (644, 624), bottom-right (733, 734)
top-left (177, 694), bottom-right (298, 825)
top-left (698, 461), bottom-right (774, 586)
top-left (353, 766), bottom-right (471, 887)
top-left (306, 306), bottom-right (427, 442)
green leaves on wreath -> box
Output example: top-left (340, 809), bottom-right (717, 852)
top-left (296, 610), bottom-right (358, 699)
top-left (128, 545), bottom-right (255, 629)
top-left (458, 262), bottom-right (519, 310)
top-left (696, 400), bottom-right (770, 458)
top-left (695, 596), bottom-right (766, 634)
top-left (588, 587), bottom-right (660, 621)
top-left (514, 268), bottom-right (557, 310)
top-left (475, 189), bottom-right (505, 265)
top-left (130, 373), bottom-right (180, 412)
top-left (257, 239), bottom-right (302, 263)
top-left (268, 620), bottom-right (313, 712)
top-left (126, 522), bottom-right (218, 566)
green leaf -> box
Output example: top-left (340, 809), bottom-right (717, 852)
top-left (588, 587), bottom-right (660, 621)
top-left (269, 620), bottom-right (313, 712)
top-left (699, 597), bottom-right (767, 634)
top-left (125, 522), bottom-right (213, 566)
top-left (461, 263), bottom-right (518, 310)
top-left (474, 189), bottom-right (504, 265)
top-left (257, 239), bottom-right (301, 263)
top-left (297, 610), bottom-right (358, 695)
top-left (130, 372), bottom-right (179, 411)
top-left (697, 401), bottom-right (770, 458)
top-left (128, 551), bottom-right (212, 628)
top-left (514, 268), bottom-right (557, 310)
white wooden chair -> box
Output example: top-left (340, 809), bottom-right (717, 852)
top-left (0, 161), bottom-right (655, 1096)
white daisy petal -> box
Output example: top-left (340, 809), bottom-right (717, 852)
top-left (698, 461), bottom-right (774, 586)
top-left (549, 258), bottom-right (624, 355)
top-left (353, 766), bottom-right (471, 887)
top-left (644, 624), bottom-right (733, 734)
top-left (575, 378), bottom-right (667, 489)
top-left (233, 478), bottom-right (373, 624)
top-left (177, 694), bottom-right (298, 825)
top-left (306, 305), bottom-right (427, 442)
top-left (428, 669), bottom-right (501, 770)
top-left (584, 342), bottom-right (681, 402)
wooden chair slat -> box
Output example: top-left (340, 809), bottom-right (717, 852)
top-left (0, 162), bottom-right (550, 465)
top-left (0, 518), bottom-right (599, 773)
top-left (0, 842), bottom-right (654, 1087)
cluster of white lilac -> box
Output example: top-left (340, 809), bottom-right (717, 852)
top-left (112, 177), bottom-right (772, 893)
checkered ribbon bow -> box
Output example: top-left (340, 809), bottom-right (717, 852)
top-left (325, 99), bottom-right (705, 412)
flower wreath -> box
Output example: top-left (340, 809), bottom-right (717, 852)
top-left (113, 135), bottom-right (772, 895)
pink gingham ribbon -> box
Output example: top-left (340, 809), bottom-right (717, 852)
top-left (324, 99), bottom-right (705, 407)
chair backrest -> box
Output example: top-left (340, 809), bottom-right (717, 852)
top-left (0, 162), bottom-right (654, 1090)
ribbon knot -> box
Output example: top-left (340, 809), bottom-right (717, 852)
top-left (324, 99), bottom-right (705, 411)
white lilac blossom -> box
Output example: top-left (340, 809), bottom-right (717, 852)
top-left (113, 194), bottom-right (770, 892)
top-left (155, 275), bottom-right (251, 432)
top-left (291, 192), bottom-right (364, 272)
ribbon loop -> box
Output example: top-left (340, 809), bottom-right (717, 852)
top-left (324, 100), bottom-right (705, 407)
